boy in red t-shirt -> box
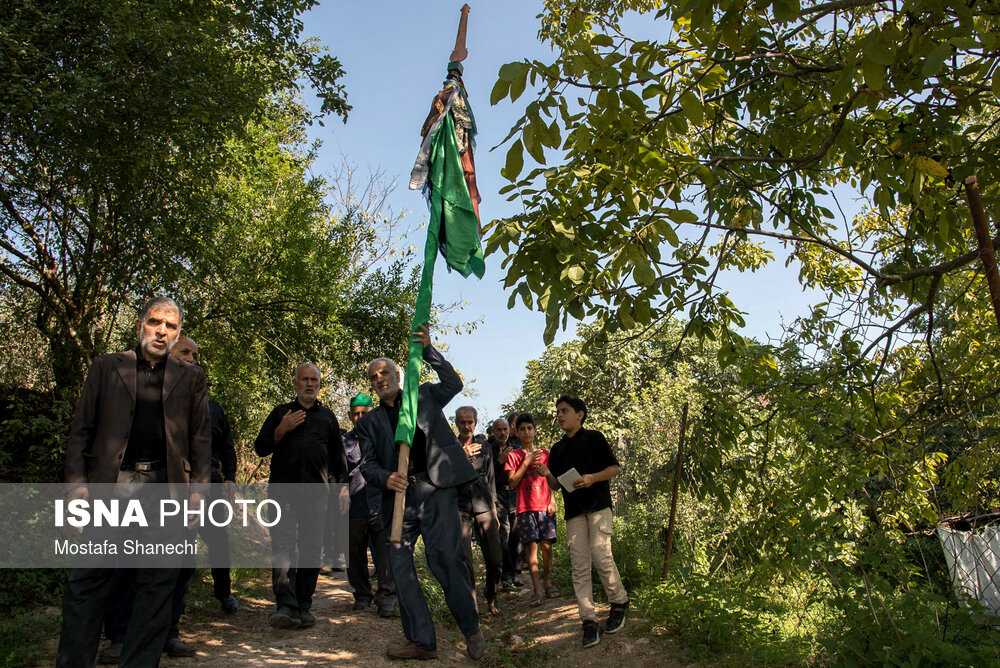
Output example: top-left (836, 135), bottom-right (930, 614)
top-left (505, 413), bottom-right (560, 606)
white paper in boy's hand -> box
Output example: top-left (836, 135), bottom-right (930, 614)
top-left (557, 467), bottom-right (583, 492)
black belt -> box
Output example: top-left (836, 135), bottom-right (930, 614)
top-left (407, 472), bottom-right (429, 485)
top-left (121, 460), bottom-right (165, 472)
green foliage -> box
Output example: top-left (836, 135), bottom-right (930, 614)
top-left (0, 606), bottom-right (61, 667)
top-left (637, 576), bottom-right (826, 665)
top-left (0, 2), bottom-right (422, 477)
top-left (164, 103), bottom-right (420, 455)
top-left (0, 568), bottom-right (65, 611)
top-left (0, 0), bottom-right (349, 390)
top-left (509, 310), bottom-right (1000, 663)
top-left (822, 583), bottom-right (1000, 667)
top-left (488, 0), bottom-right (1000, 351)
top-left (0, 388), bottom-right (73, 483)
top-left (0, 568), bottom-right (65, 666)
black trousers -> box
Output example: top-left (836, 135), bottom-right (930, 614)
top-left (203, 472), bottom-right (233, 600)
top-left (347, 514), bottom-right (395, 606)
top-left (103, 567), bottom-right (192, 644)
top-left (103, 476), bottom-right (232, 645)
top-left (270, 487), bottom-right (326, 611)
top-left (390, 481), bottom-right (479, 650)
top-left (57, 468), bottom-right (177, 668)
top-left (496, 501), bottom-right (523, 576)
top-left (460, 508), bottom-right (503, 605)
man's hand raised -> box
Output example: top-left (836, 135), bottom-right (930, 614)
top-left (412, 323), bottom-right (431, 349)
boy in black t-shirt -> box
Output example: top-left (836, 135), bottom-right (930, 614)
top-left (547, 395), bottom-right (629, 648)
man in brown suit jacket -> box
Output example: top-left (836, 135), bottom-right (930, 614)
top-left (56, 296), bottom-right (211, 668)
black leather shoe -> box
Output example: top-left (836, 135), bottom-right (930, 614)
top-left (466, 630), bottom-right (486, 660)
top-left (98, 642), bottom-right (122, 665)
top-left (298, 608), bottom-right (316, 628)
top-left (269, 606), bottom-right (301, 629)
top-left (378, 603), bottom-right (399, 618)
top-left (386, 641), bottom-right (438, 660)
top-left (220, 594), bottom-right (239, 615)
top-left (163, 637), bottom-right (196, 657)
top-left (352, 599), bottom-right (371, 611)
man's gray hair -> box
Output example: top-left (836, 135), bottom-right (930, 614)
top-left (295, 362), bottom-right (320, 379)
top-left (456, 405), bottom-right (478, 421)
top-left (367, 357), bottom-right (398, 375)
top-left (138, 296), bottom-right (183, 327)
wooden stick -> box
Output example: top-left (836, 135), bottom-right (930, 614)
top-left (964, 175), bottom-right (1000, 333)
top-left (390, 444), bottom-right (411, 543)
top-left (662, 401), bottom-right (688, 579)
top-left (449, 4), bottom-right (471, 62)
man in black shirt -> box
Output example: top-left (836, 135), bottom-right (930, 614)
top-left (357, 324), bottom-right (486, 661)
top-left (340, 392), bottom-right (397, 617)
top-left (255, 363), bottom-right (349, 629)
top-left (171, 336), bottom-right (239, 615)
top-left (546, 394), bottom-right (629, 649)
top-left (456, 406), bottom-right (503, 615)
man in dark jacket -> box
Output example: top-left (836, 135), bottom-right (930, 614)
top-left (341, 391), bottom-right (396, 616)
top-left (57, 296), bottom-right (211, 668)
top-left (357, 324), bottom-right (486, 660)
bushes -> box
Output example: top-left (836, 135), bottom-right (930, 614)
top-left (616, 494), bottom-right (1000, 666)
top-left (0, 387), bottom-right (73, 483)
top-left (636, 574), bottom-right (834, 666)
top-left (0, 569), bottom-right (65, 667)
top-left (0, 607), bottom-right (60, 667)
top-left (822, 584), bottom-right (1000, 667)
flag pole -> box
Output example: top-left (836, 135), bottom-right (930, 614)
top-left (391, 4), bottom-right (473, 544)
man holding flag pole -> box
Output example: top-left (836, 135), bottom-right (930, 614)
top-left (357, 4), bottom-right (487, 661)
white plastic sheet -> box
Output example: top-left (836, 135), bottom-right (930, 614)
top-left (937, 524), bottom-right (1000, 615)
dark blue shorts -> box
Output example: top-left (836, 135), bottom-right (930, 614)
top-left (518, 510), bottom-right (557, 544)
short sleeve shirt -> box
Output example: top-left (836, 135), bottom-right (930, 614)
top-left (505, 448), bottom-right (553, 514)
top-left (548, 428), bottom-right (619, 520)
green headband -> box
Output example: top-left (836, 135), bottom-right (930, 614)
top-left (349, 392), bottom-right (374, 408)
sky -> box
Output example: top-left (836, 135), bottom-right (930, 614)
top-left (300, 2), bottom-right (819, 423)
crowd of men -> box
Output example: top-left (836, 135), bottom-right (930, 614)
top-left (55, 296), bottom-right (629, 666)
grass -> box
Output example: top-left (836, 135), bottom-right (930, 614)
top-left (0, 608), bottom-right (60, 667)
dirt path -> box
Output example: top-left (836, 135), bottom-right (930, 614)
top-left (40, 572), bottom-right (679, 666)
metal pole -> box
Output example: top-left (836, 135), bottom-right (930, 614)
top-left (662, 401), bottom-right (688, 579)
top-left (963, 175), bottom-right (1000, 333)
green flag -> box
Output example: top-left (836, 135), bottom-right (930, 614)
top-left (428, 111), bottom-right (485, 279)
top-left (396, 71), bottom-right (484, 447)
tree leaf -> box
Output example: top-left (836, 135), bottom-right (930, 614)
top-left (679, 91), bottom-right (704, 125)
top-left (499, 62), bottom-right (525, 82)
top-left (913, 156), bottom-right (948, 179)
top-left (491, 78), bottom-right (511, 105)
top-left (503, 139), bottom-right (524, 181)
